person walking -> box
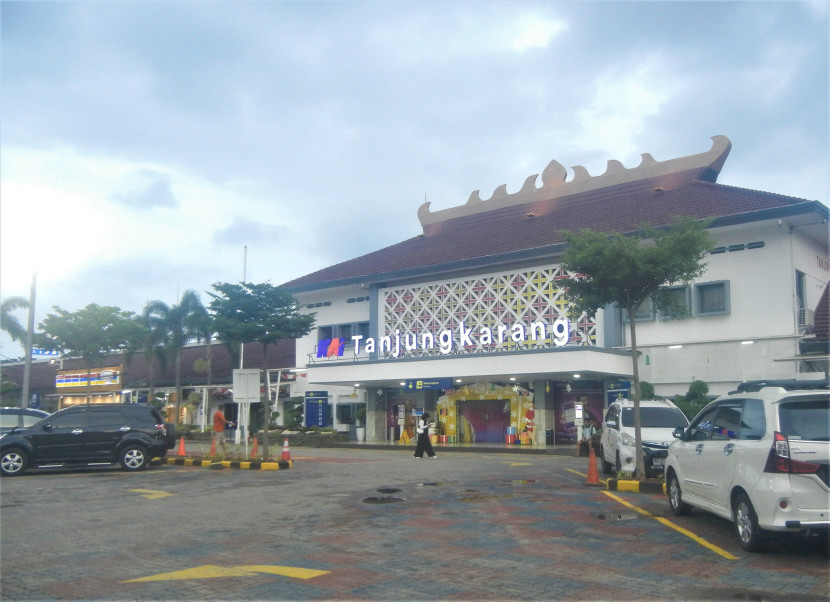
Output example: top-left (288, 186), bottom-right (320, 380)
top-left (414, 412), bottom-right (437, 459)
top-left (213, 404), bottom-right (234, 456)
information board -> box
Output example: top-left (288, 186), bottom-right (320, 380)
top-left (304, 391), bottom-right (330, 428)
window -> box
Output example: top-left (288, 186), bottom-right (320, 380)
top-left (88, 410), bottom-right (127, 427)
top-left (660, 285), bottom-right (691, 319)
top-left (695, 281), bottom-right (730, 316)
top-left (318, 322), bottom-right (370, 346)
top-left (688, 407), bottom-right (718, 441)
top-left (738, 399), bottom-right (765, 440)
top-left (624, 298), bottom-right (654, 322)
top-left (778, 397), bottom-right (830, 442)
top-left (622, 407), bottom-right (688, 429)
top-left (711, 404), bottom-right (742, 440)
top-left (49, 410), bottom-right (87, 429)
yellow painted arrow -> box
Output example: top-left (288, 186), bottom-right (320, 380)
top-left (130, 489), bottom-right (176, 500)
top-left (123, 565), bottom-right (330, 582)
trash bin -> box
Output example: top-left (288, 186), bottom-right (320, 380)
top-left (546, 430), bottom-right (553, 445)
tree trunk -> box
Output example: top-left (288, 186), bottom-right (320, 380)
top-left (86, 366), bottom-right (92, 405)
top-left (175, 349), bottom-right (182, 424)
top-left (627, 307), bottom-right (646, 480)
top-left (262, 343), bottom-right (271, 460)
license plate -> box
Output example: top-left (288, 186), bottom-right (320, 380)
top-left (651, 458), bottom-right (664, 468)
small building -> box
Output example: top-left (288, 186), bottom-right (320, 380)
top-left (283, 136), bottom-right (829, 445)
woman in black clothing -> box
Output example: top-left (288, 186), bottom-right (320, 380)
top-left (414, 413), bottom-right (437, 459)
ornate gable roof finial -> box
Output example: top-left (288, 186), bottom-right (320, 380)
top-left (418, 135), bottom-right (732, 228)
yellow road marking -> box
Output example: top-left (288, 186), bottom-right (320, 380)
top-left (123, 564), bottom-right (329, 582)
top-left (502, 461), bottom-right (534, 466)
top-left (565, 467), bottom-right (608, 485)
top-left (602, 490), bottom-right (738, 560)
top-left (130, 489), bottom-right (175, 500)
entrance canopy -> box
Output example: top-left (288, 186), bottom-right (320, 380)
top-left (303, 346), bottom-right (633, 389)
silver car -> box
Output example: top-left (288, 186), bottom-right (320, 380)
top-left (664, 379), bottom-right (830, 552)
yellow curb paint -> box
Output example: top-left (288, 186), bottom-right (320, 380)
top-left (602, 490), bottom-right (738, 560)
top-left (262, 462), bottom-right (283, 470)
top-left (615, 480), bottom-right (641, 492)
top-left (240, 462), bottom-right (251, 469)
top-left (502, 462), bottom-right (534, 467)
top-left (122, 564), bottom-right (330, 583)
top-left (130, 489), bottom-right (175, 500)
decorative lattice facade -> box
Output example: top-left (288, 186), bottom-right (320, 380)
top-left (380, 265), bottom-right (596, 357)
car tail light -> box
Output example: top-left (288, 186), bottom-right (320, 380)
top-left (764, 431), bottom-right (820, 474)
top-left (155, 424), bottom-right (167, 437)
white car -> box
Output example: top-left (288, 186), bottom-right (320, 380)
top-left (664, 379), bottom-right (830, 552)
top-left (600, 398), bottom-right (689, 477)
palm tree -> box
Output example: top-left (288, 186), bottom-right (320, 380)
top-left (143, 290), bottom-right (209, 423)
top-left (1, 296), bottom-right (29, 344)
top-left (138, 307), bottom-right (170, 409)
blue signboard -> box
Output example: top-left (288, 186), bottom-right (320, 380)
top-left (304, 391), bottom-right (330, 428)
top-left (403, 378), bottom-right (452, 391)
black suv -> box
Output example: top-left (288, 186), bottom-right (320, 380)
top-left (0, 404), bottom-right (175, 476)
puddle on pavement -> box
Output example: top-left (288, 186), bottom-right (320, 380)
top-left (597, 512), bottom-right (640, 521)
top-left (363, 496), bottom-right (406, 504)
top-left (417, 481), bottom-right (457, 487)
top-left (506, 479), bottom-right (537, 486)
top-left (376, 488), bottom-right (403, 494)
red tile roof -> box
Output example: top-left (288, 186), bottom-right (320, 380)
top-left (283, 166), bottom-right (818, 291)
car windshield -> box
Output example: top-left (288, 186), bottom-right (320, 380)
top-left (778, 396), bottom-right (830, 442)
top-left (621, 407), bottom-right (688, 428)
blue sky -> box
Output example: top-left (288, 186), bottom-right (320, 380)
top-left (1, 0), bottom-right (827, 359)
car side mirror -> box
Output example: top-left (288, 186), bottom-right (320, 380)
top-left (42, 423), bottom-right (53, 432)
top-left (672, 426), bottom-right (685, 439)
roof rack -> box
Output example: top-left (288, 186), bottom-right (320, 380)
top-left (730, 378), bottom-right (830, 394)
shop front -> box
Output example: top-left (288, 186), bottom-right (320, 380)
top-left (303, 345), bottom-right (633, 446)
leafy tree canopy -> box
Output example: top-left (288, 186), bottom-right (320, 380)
top-left (208, 282), bottom-right (315, 348)
top-left (1, 296), bottom-right (29, 343)
top-left (560, 217), bottom-right (712, 319)
top-left (37, 304), bottom-right (140, 368)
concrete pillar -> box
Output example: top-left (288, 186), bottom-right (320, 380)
top-left (532, 379), bottom-right (551, 445)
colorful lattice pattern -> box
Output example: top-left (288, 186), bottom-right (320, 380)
top-left (380, 265), bottom-right (595, 356)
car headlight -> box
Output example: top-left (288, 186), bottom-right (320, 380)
top-left (622, 432), bottom-right (636, 447)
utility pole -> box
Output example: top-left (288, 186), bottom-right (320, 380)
top-left (21, 273), bottom-right (36, 408)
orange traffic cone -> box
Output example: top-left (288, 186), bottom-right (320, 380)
top-left (281, 438), bottom-right (291, 461)
top-left (250, 436), bottom-right (259, 459)
top-left (585, 443), bottom-right (600, 486)
top-left (177, 436), bottom-right (187, 457)
top-left (209, 436), bottom-right (217, 458)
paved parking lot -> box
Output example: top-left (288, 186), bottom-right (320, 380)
top-left (1, 448), bottom-right (827, 600)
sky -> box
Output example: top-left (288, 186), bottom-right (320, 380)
top-left (1, 0), bottom-right (828, 360)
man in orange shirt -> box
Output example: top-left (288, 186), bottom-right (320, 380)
top-left (213, 404), bottom-right (234, 456)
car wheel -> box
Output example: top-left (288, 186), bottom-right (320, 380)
top-left (667, 471), bottom-right (691, 516)
top-left (1, 448), bottom-right (28, 476)
top-left (734, 492), bottom-right (765, 552)
top-left (600, 446), bottom-right (613, 474)
top-left (119, 444), bottom-right (149, 471)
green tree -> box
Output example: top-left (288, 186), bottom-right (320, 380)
top-left (142, 290), bottom-right (210, 423)
top-left (639, 381), bottom-right (659, 400)
top-left (674, 379), bottom-right (711, 420)
top-left (208, 282), bottom-right (315, 458)
top-left (37, 304), bottom-right (139, 404)
top-left (560, 217), bottom-right (712, 479)
top-left (1, 296), bottom-right (29, 344)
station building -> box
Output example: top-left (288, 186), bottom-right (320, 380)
top-left (282, 136), bottom-right (829, 445)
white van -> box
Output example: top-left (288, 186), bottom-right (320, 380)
top-left (600, 398), bottom-right (689, 477)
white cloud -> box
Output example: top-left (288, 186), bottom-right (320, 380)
top-left (576, 57), bottom-right (680, 170)
top-left (510, 15), bottom-right (567, 52)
